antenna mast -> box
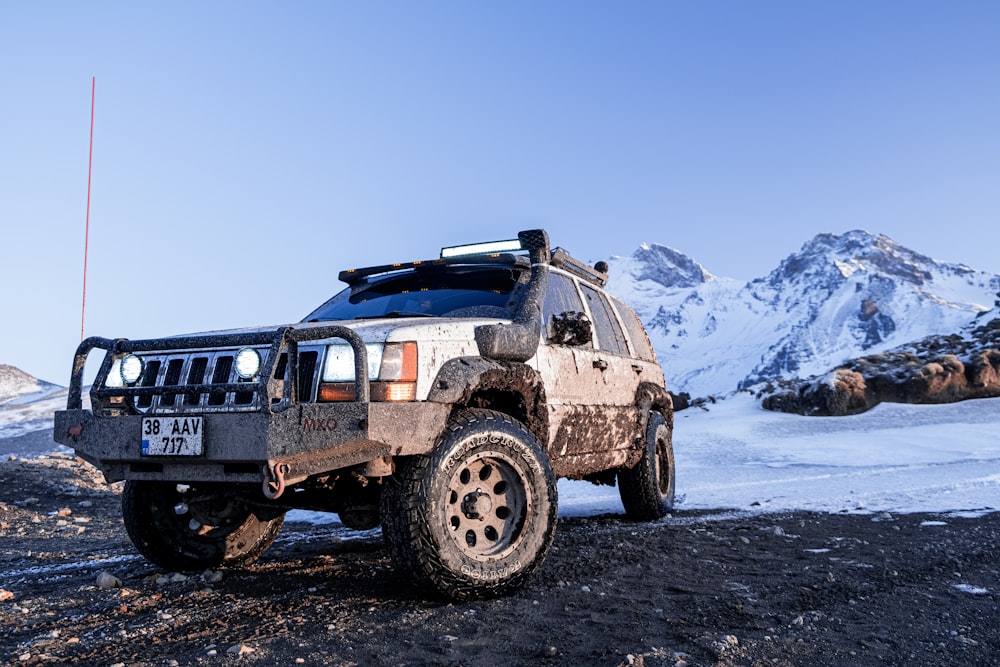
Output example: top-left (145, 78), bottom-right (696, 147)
top-left (81, 77), bottom-right (95, 341)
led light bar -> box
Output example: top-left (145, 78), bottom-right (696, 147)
top-left (440, 238), bottom-right (523, 259)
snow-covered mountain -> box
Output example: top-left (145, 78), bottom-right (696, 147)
top-left (607, 230), bottom-right (1000, 397)
top-left (0, 364), bottom-right (59, 403)
top-left (0, 364), bottom-right (68, 453)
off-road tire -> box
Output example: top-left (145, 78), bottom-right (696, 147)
top-left (618, 410), bottom-right (675, 520)
top-left (381, 409), bottom-right (558, 600)
top-left (122, 481), bottom-right (284, 571)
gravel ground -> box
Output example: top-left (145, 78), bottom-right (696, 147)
top-left (2, 454), bottom-right (999, 667)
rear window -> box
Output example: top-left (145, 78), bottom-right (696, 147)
top-left (305, 267), bottom-right (524, 321)
top-left (580, 284), bottom-right (628, 355)
top-left (612, 297), bottom-right (657, 362)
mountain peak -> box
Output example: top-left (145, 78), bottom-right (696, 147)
top-left (630, 242), bottom-right (714, 289)
top-left (770, 230), bottom-right (942, 287)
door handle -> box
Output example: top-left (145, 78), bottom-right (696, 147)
top-left (593, 359), bottom-right (608, 371)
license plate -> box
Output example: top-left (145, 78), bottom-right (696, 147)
top-left (141, 417), bottom-right (204, 456)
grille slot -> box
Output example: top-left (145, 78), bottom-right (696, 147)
top-left (234, 377), bottom-right (254, 405)
top-left (136, 361), bottom-right (162, 409)
top-left (159, 359), bottom-right (184, 408)
top-left (298, 351), bottom-right (319, 402)
top-left (185, 358), bottom-right (208, 406)
top-left (208, 356), bottom-right (234, 406)
top-left (273, 353), bottom-right (288, 380)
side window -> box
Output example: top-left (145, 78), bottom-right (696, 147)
top-left (543, 273), bottom-right (592, 348)
top-left (612, 297), bottom-right (656, 362)
top-left (581, 285), bottom-right (627, 355)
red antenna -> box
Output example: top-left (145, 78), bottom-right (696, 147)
top-left (81, 77), bottom-right (95, 341)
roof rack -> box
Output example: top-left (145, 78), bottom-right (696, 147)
top-left (338, 253), bottom-right (528, 286)
top-left (337, 229), bottom-right (607, 288)
top-left (550, 248), bottom-right (608, 287)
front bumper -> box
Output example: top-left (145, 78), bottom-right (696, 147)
top-left (52, 324), bottom-right (450, 487)
top-left (54, 401), bottom-right (449, 485)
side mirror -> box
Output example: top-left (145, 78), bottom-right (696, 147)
top-left (549, 311), bottom-right (593, 347)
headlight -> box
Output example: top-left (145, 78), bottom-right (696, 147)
top-left (234, 347), bottom-right (262, 380)
top-left (318, 341), bottom-right (418, 402)
top-left (120, 354), bottom-right (144, 385)
top-left (322, 343), bottom-right (383, 382)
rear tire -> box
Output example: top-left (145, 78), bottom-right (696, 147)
top-left (381, 409), bottom-right (557, 600)
top-left (122, 481), bottom-right (284, 571)
top-left (618, 410), bottom-right (675, 520)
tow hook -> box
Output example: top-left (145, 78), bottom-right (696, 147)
top-left (263, 462), bottom-right (289, 500)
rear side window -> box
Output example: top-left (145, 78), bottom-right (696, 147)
top-left (543, 273), bottom-right (592, 348)
top-left (612, 297), bottom-right (656, 362)
top-left (581, 285), bottom-right (627, 355)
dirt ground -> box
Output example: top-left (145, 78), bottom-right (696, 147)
top-left (1, 454), bottom-right (998, 667)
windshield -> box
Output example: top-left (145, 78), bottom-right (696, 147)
top-left (305, 267), bottom-right (525, 321)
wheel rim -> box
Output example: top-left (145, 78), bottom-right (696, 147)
top-left (655, 426), bottom-right (672, 496)
top-left (443, 452), bottom-right (529, 561)
top-left (166, 485), bottom-right (249, 539)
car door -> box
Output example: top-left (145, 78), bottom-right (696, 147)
top-left (532, 271), bottom-right (642, 476)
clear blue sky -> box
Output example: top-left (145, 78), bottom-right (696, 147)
top-left (2, 1), bottom-right (999, 384)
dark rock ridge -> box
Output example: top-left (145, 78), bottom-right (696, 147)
top-left (760, 315), bottom-right (1000, 415)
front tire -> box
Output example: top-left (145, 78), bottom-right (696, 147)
top-left (618, 410), bottom-right (675, 520)
top-left (122, 481), bottom-right (284, 571)
top-left (381, 409), bottom-right (558, 600)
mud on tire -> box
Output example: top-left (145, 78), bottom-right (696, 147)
top-left (122, 481), bottom-right (284, 571)
top-left (617, 410), bottom-right (675, 520)
top-left (380, 409), bottom-right (558, 601)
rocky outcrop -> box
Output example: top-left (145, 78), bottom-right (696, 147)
top-left (761, 317), bottom-right (1000, 415)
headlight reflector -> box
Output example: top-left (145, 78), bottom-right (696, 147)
top-left (234, 347), bottom-right (262, 380)
top-left (120, 354), bottom-right (144, 385)
top-left (379, 342), bottom-right (418, 381)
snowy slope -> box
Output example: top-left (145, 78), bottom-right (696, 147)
top-left (0, 364), bottom-right (67, 444)
top-left (559, 393), bottom-right (1000, 518)
top-left (606, 231), bottom-right (1000, 397)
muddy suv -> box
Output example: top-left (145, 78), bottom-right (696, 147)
top-left (55, 229), bottom-right (674, 600)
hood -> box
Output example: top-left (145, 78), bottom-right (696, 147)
top-left (169, 317), bottom-right (511, 346)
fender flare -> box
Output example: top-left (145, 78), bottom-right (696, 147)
top-left (631, 381), bottom-right (674, 459)
top-left (427, 357), bottom-right (549, 446)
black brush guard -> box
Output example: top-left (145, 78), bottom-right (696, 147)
top-left (67, 325), bottom-right (370, 413)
